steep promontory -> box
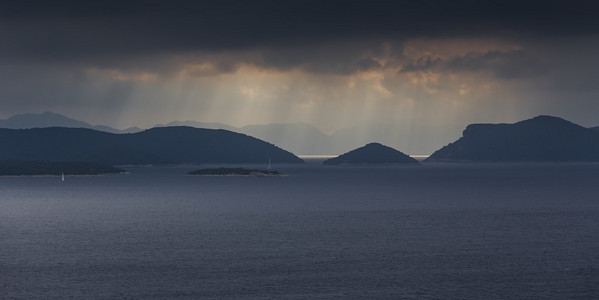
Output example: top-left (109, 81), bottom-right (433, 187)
top-left (323, 143), bottom-right (419, 165)
top-left (426, 115), bottom-right (599, 162)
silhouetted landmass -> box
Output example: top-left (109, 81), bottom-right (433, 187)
top-left (161, 121), bottom-right (332, 155)
top-left (3, 112), bottom-right (440, 155)
top-left (240, 123), bottom-right (332, 155)
top-left (0, 111), bottom-right (142, 133)
top-left (323, 143), bottom-right (419, 165)
top-left (591, 126), bottom-right (599, 133)
top-left (162, 120), bottom-right (429, 156)
top-left (426, 115), bottom-right (599, 162)
top-left (3, 112), bottom-right (335, 155)
top-left (0, 160), bottom-right (124, 176)
top-left (188, 167), bottom-right (282, 176)
top-left (0, 127), bottom-right (304, 165)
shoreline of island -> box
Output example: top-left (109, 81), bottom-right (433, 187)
top-left (187, 167), bottom-right (285, 177)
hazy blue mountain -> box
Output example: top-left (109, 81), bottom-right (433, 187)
top-left (158, 121), bottom-right (333, 155)
top-left (323, 143), bottom-right (419, 165)
top-left (0, 112), bottom-right (142, 134)
top-left (96, 125), bottom-right (143, 134)
top-left (327, 122), bottom-right (455, 156)
top-left (0, 112), bottom-right (90, 128)
top-left (240, 123), bottom-right (332, 155)
top-left (2, 112), bottom-right (446, 155)
top-left (426, 115), bottom-right (599, 162)
top-left (160, 120), bottom-right (238, 131)
top-left (0, 127), bottom-right (304, 165)
top-left (158, 121), bottom-right (430, 156)
top-left (157, 120), bottom-right (446, 156)
top-left (157, 119), bottom-right (448, 156)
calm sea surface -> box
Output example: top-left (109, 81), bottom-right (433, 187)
top-left (1, 161), bottom-right (599, 299)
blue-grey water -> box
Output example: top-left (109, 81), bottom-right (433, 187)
top-left (1, 161), bottom-right (599, 299)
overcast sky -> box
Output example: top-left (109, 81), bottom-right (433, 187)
top-left (1, 0), bottom-right (599, 153)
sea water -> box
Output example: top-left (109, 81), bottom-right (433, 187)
top-left (1, 162), bottom-right (599, 299)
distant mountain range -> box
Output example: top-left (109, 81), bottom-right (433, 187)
top-left (426, 115), bottom-right (599, 162)
top-left (147, 120), bottom-right (450, 155)
top-left (2, 112), bottom-right (599, 157)
top-left (157, 120), bottom-right (339, 154)
top-left (0, 127), bottom-right (303, 165)
top-left (0, 112), bottom-right (142, 134)
top-left (0, 112), bottom-right (428, 155)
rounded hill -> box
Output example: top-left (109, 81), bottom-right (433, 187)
top-left (0, 126), bottom-right (304, 165)
top-left (323, 143), bottom-right (419, 165)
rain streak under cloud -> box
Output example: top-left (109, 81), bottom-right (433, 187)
top-left (1, 0), bottom-right (599, 154)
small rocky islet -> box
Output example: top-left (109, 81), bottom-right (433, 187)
top-left (187, 167), bottom-right (283, 176)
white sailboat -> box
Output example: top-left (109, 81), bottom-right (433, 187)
top-left (61, 172), bottom-right (64, 182)
top-left (267, 158), bottom-right (271, 170)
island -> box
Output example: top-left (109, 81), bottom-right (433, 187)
top-left (0, 160), bottom-right (125, 176)
top-left (323, 143), bottom-right (419, 165)
top-left (426, 115), bottom-right (599, 162)
top-left (187, 167), bottom-right (283, 176)
top-left (0, 126), bottom-right (304, 165)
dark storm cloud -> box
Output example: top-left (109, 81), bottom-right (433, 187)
top-left (0, 63), bottom-right (135, 112)
top-left (401, 50), bottom-right (548, 79)
top-left (249, 39), bottom-right (390, 75)
top-left (448, 50), bottom-right (548, 79)
top-left (1, 0), bottom-right (598, 66)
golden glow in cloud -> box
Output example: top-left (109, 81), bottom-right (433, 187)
top-left (86, 68), bottom-right (159, 82)
top-left (402, 38), bottom-right (522, 61)
top-left (73, 36), bottom-right (566, 154)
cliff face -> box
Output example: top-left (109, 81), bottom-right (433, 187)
top-left (426, 116), bottom-right (599, 162)
top-left (323, 143), bottom-right (418, 165)
top-left (0, 126), bottom-right (304, 165)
